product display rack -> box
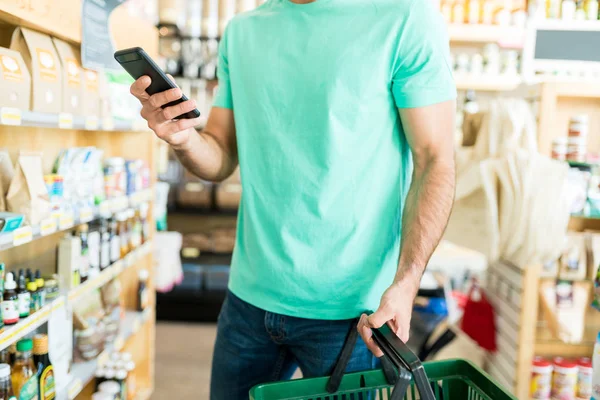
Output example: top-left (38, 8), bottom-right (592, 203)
top-left (0, 2), bottom-right (159, 398)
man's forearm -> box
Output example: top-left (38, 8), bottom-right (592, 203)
top-left (395, 157), bottom-right (455, 287)
top-left (173, 128), bottom-right (238, 182)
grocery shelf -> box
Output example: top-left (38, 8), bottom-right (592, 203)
top-left (0, 108), bottom-right (148, 132)
top-left (0, 188), bottom-right (153, 252)
top-left (455, 75), bottom-right (522, 91)
top-left (447, 24), bottom-right (526, 46)
top-left (534, 19), bottom-right (600, 31)
top-left (0, 297), bottom-right (65, 352)
top-left (69, 240), bottom-right (153, 302)
top-left (64, 309), bottom-right (152, 400)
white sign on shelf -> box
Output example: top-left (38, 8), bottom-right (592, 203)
top-left (79, 207), bottom-right (94, 223)
top-left (40, 218), bottom-right (57, 236)
top-left (59, 212), bottom-right (74, 230)
top-left (67, 379), bottom-right (82, 400)
top-left (84, 115), bottom-right (99, 130)
top-left (12, 226), bottom-right (32, 246)
top-left (58, 113), bottom-right (74, 129)
top-left (0, 107), bottom-right (22, 126)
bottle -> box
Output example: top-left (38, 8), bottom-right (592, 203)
top-left (0, 263), bottom-right (5, 332)
top-left (26, 281), bottom-right (38, 315)
top-left (76, 224), bottom-right (90, 283)
top-left (593, 332), bottom-right (600, 400)
top-left (116, 369), bottom-right (128, 400)
top-left (1, 274), bottom-right (18, 325)
top-left (7, 346), bottom-right (15, 366)
top-left (127, 210), bottom-right (137, 250)
top-left (35, 271), bottom-right (45, 308)
top-left (100, 219), bottom-right (111, 271)
top-left (139, 203), bottom-right (149, 244)
top-left (11, 339), bottom-right (37, 400)
top-left (467, 0), bottom-right (480, 23)
top-left (131, 209), bottom-right (142, 249)
top-left (0, 364), bottom-right (15, 400)
top-left (562, 0), bottom-right (576, 18)
top-left (109, 216), bottom-right (120, 264)
top-left (33, 334), bottom-right (55, 400)
top-left (25, 269), bottom-right (32, 285)
top-left (586, 0), bottom-right (599, 19)
top-left (123, 359), bottom-right (136, 400)
top-left (95, 368), bottom-right (106, 390)
top-left (88, 223), bottom-right (101, 278)
top-left (0, 350), bottom-right (9, 365)
top-left (118, 213), bottom-right (129, 258)
top-left (16, 272), bottom-right (30, 319)
top-left (97, 380), bottom-right (121, 398)
top-left (137, 269), bottom-right (149, 312)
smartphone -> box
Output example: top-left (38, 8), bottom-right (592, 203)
top-left (114, 47), bottom-right (201, 119)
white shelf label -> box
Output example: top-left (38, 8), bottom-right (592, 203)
top-left (79, 207), bottom-right (94, 223)
top-left (13, 226), bottom-right (32, 246)
top-left (0, 107), bottom-right (22, 126)
top-left (59, 212), bottom-right (74, 230)
top-left (102, 117), bottom-right (115, 131)
top-left (67, 378), bottom-right (82, 400)
top-left (99, 201), bottom-right (110, 216)
top-left (40, 218), bottom-right (57, 236)
top-left (85, 115), bottom-right (99, 130)
top-left (58, 113), bottom-right (74, 129)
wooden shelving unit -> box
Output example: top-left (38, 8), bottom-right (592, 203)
top-left (0, 2), bottom-right (159, 398)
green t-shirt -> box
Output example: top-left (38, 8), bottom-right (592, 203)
top-left (214, 0), bottom-right (456, 320)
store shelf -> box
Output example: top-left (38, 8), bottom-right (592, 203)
top-left (64, 309), bottom-right (152, 400)
top-left (455, 75), bottom-right (522, 91)
top-left (0, 188), bottom-right (153, 252)
top-left (534, 19), bottom-right (600, 31)
top-left (447, 24), bottom-right (526, 46)
top-left (0, 297), bottom-right (65, 352)
top-left (69, 240), bottom-right (153, 302)
top-left (0, 108), bottom-right (148, 132)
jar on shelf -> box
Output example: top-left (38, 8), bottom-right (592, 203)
top-left (568, 115), bottom-right (589, 137)
top-left (567, 136), bottom-right (587, 162)
top-left (551, 357), bottom-right (577, 399)
top-left (75, 326), bottom-right (104, 361)
top-left (576, 357), bottom-right (592, 399)
top-left (530, 356), bottom-right (552, 399)
top-left (551, 137), bottom-right (568, 161)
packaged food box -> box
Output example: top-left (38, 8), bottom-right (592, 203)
top-left (0, 47), bottom-right (31, 110)
top-left (51, 38), bottom-right (83, 115)
top-left (10, 27), bottom-right (62, 113)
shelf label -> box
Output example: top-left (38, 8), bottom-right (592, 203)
top-left (67, 378), bottom-right (82, 400)
top-left (182, 247), bottom-right (200, 258)
top-left (58, 113), bottom-right (74, 129)
top-left (102, 117), bottom-right (115, 131)
top-left (79, 206), bottom-right (94, 223)
top-left (59, 212), bottom-right (74, 230)
top-left (40, 218), bottom-right (57, 236)
top-left (0, 107), bottom-right (22, 126)
top-left (13, 226), bottom-right (32, 246)
top-left (85, 115), bottom-right (99, 130)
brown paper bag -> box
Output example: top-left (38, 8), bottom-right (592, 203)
top-left (0, 150), bottom-right (14, 212)
top-left (6, 152), bottom-right (50, 225)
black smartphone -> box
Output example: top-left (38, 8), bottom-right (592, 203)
top-left (114, 47), bottom-right (201, 119)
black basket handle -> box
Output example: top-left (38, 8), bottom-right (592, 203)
top-left (372, 324), bottom-right (436, 400)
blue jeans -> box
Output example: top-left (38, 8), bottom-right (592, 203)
top-left (210, 291), bottom-right (377, 399)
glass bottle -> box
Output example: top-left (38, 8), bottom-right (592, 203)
top-left (118, 213), bottom-right (129, 258)
top-left (0, 363), bottom-right (15, 400)
top-left (2, 273), bottom-right (18, 325)
top-left (11, 339), bottom-right (37, 400)
top-left (33, 334), bottom-right (55, 400)
top-left (137, 269), bottom-right (149, 312)
top-left (26, 281), bottom-right (38, 315)
top-left (76, 224), bottom-right (90, 283)
top-left (35, 271), bottom-right (45, 308)
top-left (109, 216), bottom-right (120, 264)
top-left (139, 203), bottom-right (149, 244)
top-left (100, 219), bottom-right (111, 271)
top-left (16, 272), bottom-right (29, 319)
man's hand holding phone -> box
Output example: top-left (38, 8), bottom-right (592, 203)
top-left (130, 75), bottom-right (203, 151)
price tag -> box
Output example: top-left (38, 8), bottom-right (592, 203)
top-left (67, 378), bottom-right (82, 400)
top-left (13, 226), bottom-right (32, 246)
top-left (51, 210), bottom-right (62, 220)
top-left (58, 112), bottom-right (74, 129)
top-left (59, 212), bottom-right (74, 230)
top-left (114, 336), bottom-right (124, 351)
top-left (102, 117), bottom-right (115, 131)
top-left (40, 218), bottom-right (57, 236)
top-left (79, 207), bottom-right (94, 223)
top-left (85, 115), bottom-right (99, 130)
top-left (182, 248), bottom-right (200, 258)
top-left (0, 107), bottom-right (22, 126)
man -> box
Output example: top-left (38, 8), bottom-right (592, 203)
top-left (130, 0), bottom-right (456, 397)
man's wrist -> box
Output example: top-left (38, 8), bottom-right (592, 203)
top-left (393, 264), bottom-right (422, 296)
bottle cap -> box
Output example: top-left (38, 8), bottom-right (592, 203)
top-left (104, 368), bottom-right (116, 380)
top-left (138, 269), bottom-right (149, 281)
top-left (98, 380), bottom-right (121, 395)
top-left (16, 338), bottom-right (33, 352)
top-left (27, 282), bottom-right (37, 292)
top-left (4, 272), bottom-right (16, 290)
top-left (125, 361), bottom-right (135, 372)
top-left (33, 334), bottom-right (49, 355)
top-left (35, 270), bottom-right (41, 279)
top-left (120, 352), bottom-right (132, 363)
top-left (36, 278), bottom-right (44, 288)
top-left (116, 369), bottom-right (127, 380)
top-left (0, 364), bottom-right (10, 379)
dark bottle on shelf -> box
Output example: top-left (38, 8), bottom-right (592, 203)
top-left (26, 281), bottom-right (38, 315)
top-left (33, 334), bottom-right (54, 400)
top-left (76, 224), bottom-right (90, 283)
top-left (0, 363), bottom-right (15, 400)
top-left (1, 273), bottom-right (18, 325)
top-left (137, 269), bottom-right (149, 312)
top-left (35, 271), bottom-right (45, 308)
top-left (100, 219), bottom-right (111, 271)
top-left (16, 272), bottom-right (29, 319)
top-left (25, 269), bottom-right (32, 285)
top-left (108, 216), bottom-right (120, 264)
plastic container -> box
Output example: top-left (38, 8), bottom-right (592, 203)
top-left (98, 380), bottom-right (121, 398)
top-left (552, 137), bottom-right (568, 161)
top-left (552, 357), bottom-right (578, 399)
top-left (531, 356), bottom-right (552, 399)
top-left (576, 357), bottom-right (592, 399)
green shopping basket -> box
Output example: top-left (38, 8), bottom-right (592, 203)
top-left (250, 324), bottom-right (516, 400)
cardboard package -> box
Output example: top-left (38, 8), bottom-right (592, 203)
top-left (52, 38), bottom-right (83, 115)
top-left (10, 27), bottom-right (62, 113)
top-left (0, 47), bottom-right (31, 110)
top-left (0, 150), bottom-right (14, 212)
top-left (82, 68), bottom-right (100, 117)
top-left (6, 152), bottom-right (51, 226)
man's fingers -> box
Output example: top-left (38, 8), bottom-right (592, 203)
top-left (147, 87), bottom-right (182, 109)
top-left (159, 117), bottom-right (203, 138)
top-left (162, 99), bottom-right (197, 121)
top-left (130, 76), bottom-right (152, 100)
top-left (366, 307), bottom-right (392, 329)
top-left (358, 314), bottom-right (384, 358)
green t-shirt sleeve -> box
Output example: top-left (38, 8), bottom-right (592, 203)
top-left (391, 0), bottom-right (457, 109)
top-left (213, 27), bottom-right (233, 109)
